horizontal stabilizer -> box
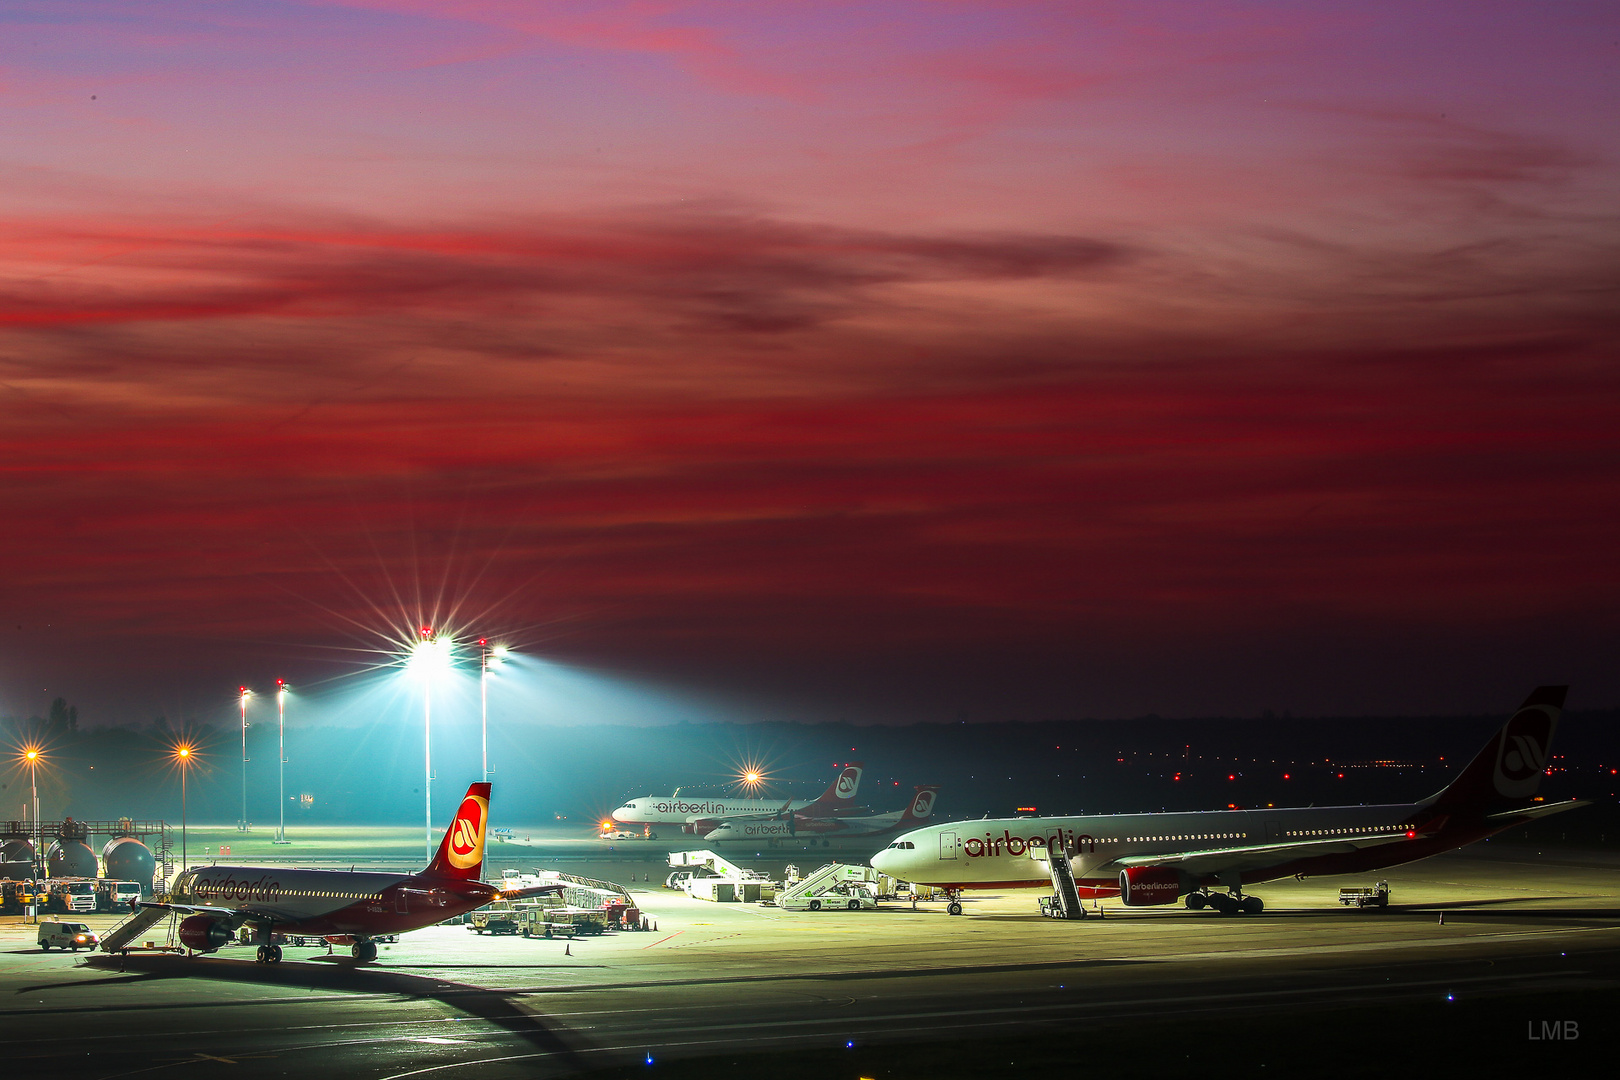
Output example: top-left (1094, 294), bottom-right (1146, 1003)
top-left (1486, 798), bottom-right (1589, 822)
top-left (496, 884), bottom-right (567, 901)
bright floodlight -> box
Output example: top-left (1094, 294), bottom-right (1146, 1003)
top-left (176, 745), bottom-right (192, 759)
top-left (410, 631), bottom-right (454, 674)
top-left (25, 749), bottom-right (38, 761)
top-left (745, 771), bottom-right (762, 785)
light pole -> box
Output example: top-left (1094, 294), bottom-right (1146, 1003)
top-left (480, 642), bottom-right (508, 785)
top-left (411, 627), bottom-right (452, 865)
top-left (24, 748), bottom-right (41, 878)
top-left (274, 680), bottom-right (289, 844)
top-left (175, 744), bottom-right (194, 872)
top-left (238, 687), bottom-right (250, 832)
top-left (480, 639), bottom-right (489, 785)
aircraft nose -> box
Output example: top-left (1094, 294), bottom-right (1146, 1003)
top-left (871, 848), bottom-right (899, 875)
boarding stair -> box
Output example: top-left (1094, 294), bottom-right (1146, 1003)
top-left (99, 904), bottom-right (171, 953)
top-left (1042, 846), bottom-right (1085, 919)
top-left (775, 862), bottom-right (879, 911)
top-left (666, 849), bottom-right (772, 882)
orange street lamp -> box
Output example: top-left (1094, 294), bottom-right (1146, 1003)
top-left (174, 744), bottom-right (195, 872)
top-left (22, 747), bottom-right (42, 877)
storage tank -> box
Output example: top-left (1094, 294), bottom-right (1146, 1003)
top-left (102, 836), bottom-right (157, 892)
top-left (1, 837), bottom-right (35, 880)
top-left (48, 838), bottom-right (98, 878)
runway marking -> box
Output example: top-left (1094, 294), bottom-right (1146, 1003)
top-left (642, 930), bottom-right (685, 949)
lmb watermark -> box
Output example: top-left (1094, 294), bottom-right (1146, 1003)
top-left (1527, 1021), bottom-right (1579, 1041)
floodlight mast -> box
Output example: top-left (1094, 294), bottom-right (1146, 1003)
top-left (414, 627), bottom-right (451, 865)
top-left (175, 745), bottom-right (193, 872)
top-left (275, 680), bottom-right (288, 844)
top-left (25, 749), bottom-right (41, 878)
top-left (479, 639), bottom-right (489, 784)
top-left (238, 687), bottom-right (250, 832)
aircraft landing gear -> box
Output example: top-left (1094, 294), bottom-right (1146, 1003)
top-left (352, 940), bottom-right (378, 963)
top-left (255, 944), bottom-right (283, 963)
top-left (947, 901), bottom-right (963, 915)
top-left (1204, 891), bottom-right (1264, 915)
top-left (1185, 892), bottom-right (1207, 910)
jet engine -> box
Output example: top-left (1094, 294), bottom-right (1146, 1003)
top-left (1118, 866), bottom-right (1187, 906)
top-left (178, 914), bottom-right (234, 952)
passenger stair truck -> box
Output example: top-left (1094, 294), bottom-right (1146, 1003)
top-left (1029, 843), bottom-right (1086, 919)
top-left (776, 862), bottom-right (880, 912)
top-left (99, 904), bottom-right (172, 953)
top-left (667, 850), bottom-right (778, 903)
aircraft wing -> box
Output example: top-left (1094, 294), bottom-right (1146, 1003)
top-left (137, 901), bottom-right (306, 928)
top-left (1486, 798), bottom-right (1589, 823)
top-left (1104, 831), bottom-right (1415, 876)
top-left (496, 884), bottom-right (567, 902)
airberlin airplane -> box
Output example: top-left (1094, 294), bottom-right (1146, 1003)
top-left (612, 763), bottom-right (866, 836)
top-left (872, 687), bottom-right (1583, 916)
top-left (703, 785), bottom-right (941, 844)
top-left (136, 783), bottom-right (559, 963)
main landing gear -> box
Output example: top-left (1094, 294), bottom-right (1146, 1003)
top-left (254, 944), bottom-right (283, 963)
top-left (1186, 890), bottom-right (1264, 915)
top-left (351, 940), bottom-right (378, 963)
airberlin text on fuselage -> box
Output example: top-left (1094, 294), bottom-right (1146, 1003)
top-left (960, 830), bottom-right (1095, 858)
top-left (192, 872), bottom-right (283, 902)
top-left (650, 800), bottom-right (751, 815)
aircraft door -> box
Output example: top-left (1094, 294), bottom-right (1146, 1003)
top-left (940, 831), bottom-right (958, 860)
top-left (395, 889), bottom-right (408, 914)
top-left (1265, 820), bottom-right (1283, 840)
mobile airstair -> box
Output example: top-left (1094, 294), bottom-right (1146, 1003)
top-left (1031, 844), bottom-right (1087, 919)
top-left (666, 850), bottom-right (778, 902)
top-left (775, 862), bottom-right (879, 912)
top-left (99, 904), bottom-right (173, 953)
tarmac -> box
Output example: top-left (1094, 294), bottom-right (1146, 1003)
top-left (1, 844), bottom-right (1615, 1078)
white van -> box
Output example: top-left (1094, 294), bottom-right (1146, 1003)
top-left (39, 921), bottom-right (100, 951)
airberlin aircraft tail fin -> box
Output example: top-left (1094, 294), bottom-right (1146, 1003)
top-left (800, 763), bottom-right (863, 817)
top-left (900, 786), bottom-right (940, 823)
top-left (426, 782), bottom-right (492, 881)
top-left (1425, 686), bottom-right (1566, 815)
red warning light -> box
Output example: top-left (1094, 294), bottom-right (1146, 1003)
top-left (1173, 772), bottom-right (1182, 782)
top-left (1283, 773), bottom-right (1291, 780)
top-left (1227, 774), bottom-right (1235, 781)
top-left (479, 638), bottom-right (487, 645)
top-left (1337, 772), bottom-right (1345, 779)
top-left (1406, 829), bottom-right (1416, 838)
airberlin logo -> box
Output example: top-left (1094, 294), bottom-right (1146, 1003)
top-left (448, 795), bottom-right (488, 869)
top-left (836, 768), bottom-right (860, 798)
top-left (910, 790), bottom-right (936, 817)
top-left (1494, 706), bottom-right (1554, 799)
top-left (962, 829), bottom-right (1096, 858)
top-left (193, 873), bottom-right (281, 902)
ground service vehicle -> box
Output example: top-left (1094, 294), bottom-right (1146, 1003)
top-left (1339, 882), bottom-right (1391, 908)
top-left (48, 880), bottom-right (97, 913)
top-left (39, 922), bottom-right (99, 951)
top-left (469, 906), bottom-right (520, 935)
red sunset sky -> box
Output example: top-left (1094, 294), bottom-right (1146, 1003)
top-left (1, 2), bottom-right (1617, 725)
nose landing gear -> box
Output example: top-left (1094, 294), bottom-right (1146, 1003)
top-left (254, 943), bottom-right (283, 963)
